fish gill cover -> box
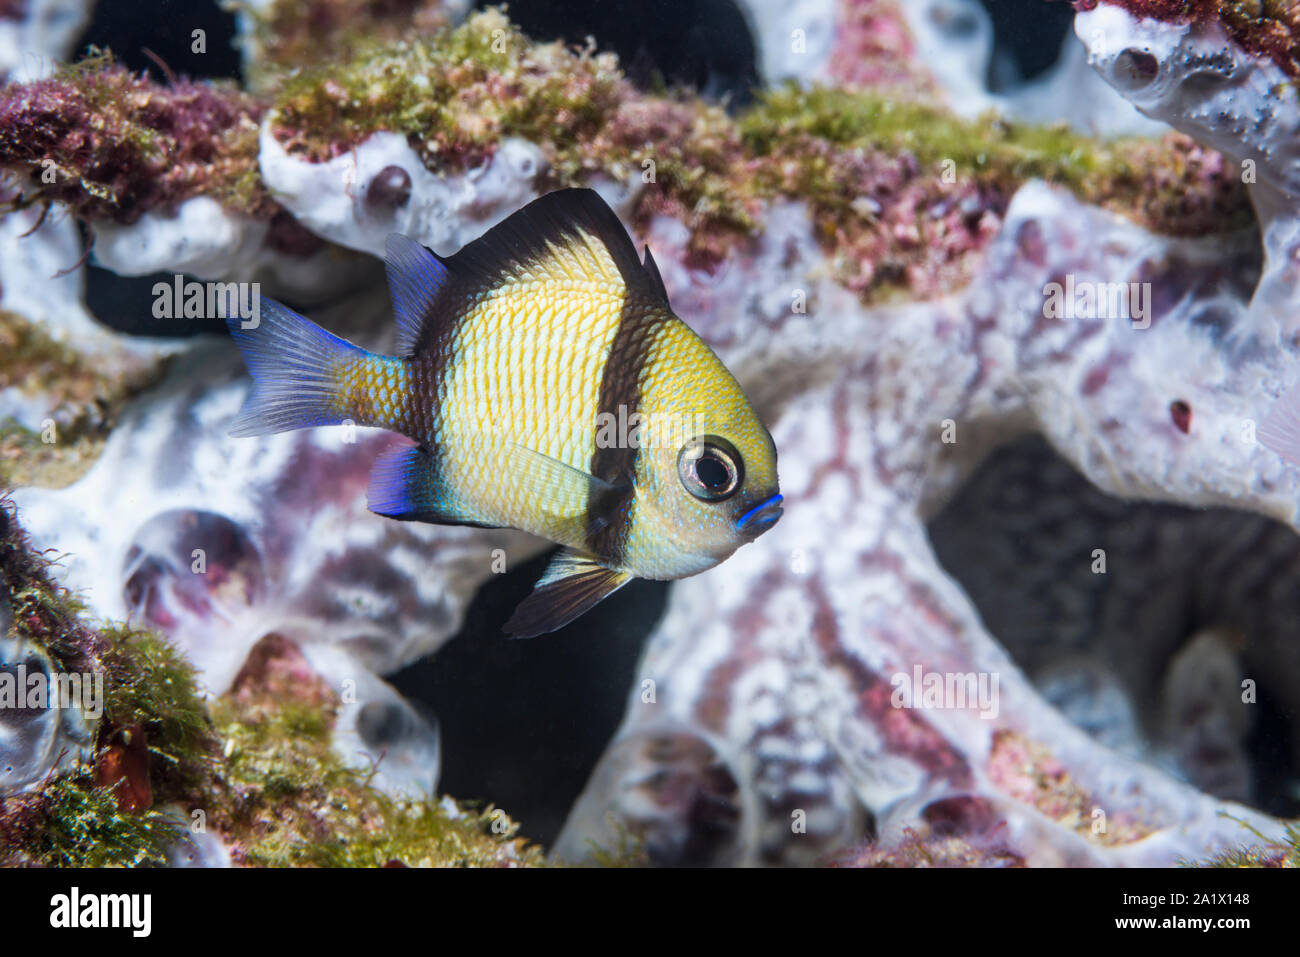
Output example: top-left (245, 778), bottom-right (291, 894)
top-left (0, 0), bottom-right (1296, 871)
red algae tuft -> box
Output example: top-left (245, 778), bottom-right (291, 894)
top-left (0, 61), bottom-right (272, 223)
top-left (1072, 0), bottom-right (1300, 78)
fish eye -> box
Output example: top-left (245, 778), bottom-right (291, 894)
top-left (678, 435), bottom-right (743, 502)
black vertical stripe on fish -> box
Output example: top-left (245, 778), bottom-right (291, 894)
top-left (403, 322), bottom-right (456, 444)
top-left (381, 234), bottom-right (459, 448)
top-left (586, 293), bottom-right (662, 565)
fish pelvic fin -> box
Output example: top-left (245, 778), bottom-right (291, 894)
top-left (503, 442), bottom-right (629, 539)
top-left (226, 298), bottom-right (380, 437)
top-left (503, 548), bottom-right (634, 638)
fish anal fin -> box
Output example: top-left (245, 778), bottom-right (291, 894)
top-left (503, 549), bottom-right (633, 638)
top-left (367, 440), bottom-right (496, 528)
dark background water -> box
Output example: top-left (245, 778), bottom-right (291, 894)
top-left (69, 0), bottom-right (1076, 846)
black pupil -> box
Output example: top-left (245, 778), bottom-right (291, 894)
top-left (696, 453), bottom-right (730, 490)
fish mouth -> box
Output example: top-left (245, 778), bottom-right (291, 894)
top-left (736, 493), bottom-right (784, 537)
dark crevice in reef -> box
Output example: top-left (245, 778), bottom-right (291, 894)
top-left (387, 547), bottom-right (669, 850)
top-left (73, 0), bottom-right (244, 337)
top-left (979, 0), bottom-right (1076, 91)
top-left (85, 260), bottom-right (229, 339)
top-left (474, 0), bottom-right (761, 108)
top-left (1249, 687), bottom-right (1298, 817)
top-left (928, 434), bottom-right (1300, 818)
top-left (72, 0), bottom-right (242, 83)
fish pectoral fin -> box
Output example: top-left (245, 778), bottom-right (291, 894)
top-left (503, 549), bottom-right (634, 638)
top-left (504, 442), bottom-right (630, 533)
top-left (367, 440), bottom-right (496, 528)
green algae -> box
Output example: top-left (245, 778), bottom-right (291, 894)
top-left (1195, 815), bottom-right (1300, 868)
top-left (211, 694), bottom-right (543, 867)
top-left (270, 8), bottom-right (623, 171)
top-left (0, 7), bottom-right (1257, 300)
top-left (741, 84), bottom-right (1252, 235)
top-left (97, 624), bottom-right (214, 780)
top-left (0, 310), bottom-right (166, 490)
top-left (0, 500), bottom-right (545, 867)
top-left (742, 86), bottom-right (1112, 192)
top-left (13, 774), bottom-right (188, 867)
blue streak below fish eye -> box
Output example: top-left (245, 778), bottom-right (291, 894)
top-left (736, 494), bottom-right (784, 532)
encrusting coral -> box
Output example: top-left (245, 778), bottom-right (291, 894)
top-left (1070, 0), bottom-right (1300, 79)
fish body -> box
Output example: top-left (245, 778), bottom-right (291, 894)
top-left (226, 189), bottom-right (781, 636)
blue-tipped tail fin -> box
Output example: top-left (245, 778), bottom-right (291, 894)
top-left (225, 298), bottom-right (366, 437)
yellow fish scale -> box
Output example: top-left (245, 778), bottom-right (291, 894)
top-left (435, 275), bottom-right (625, 546)
top-left (337, 355), bottom-right (409, 427)
top-left (621, 320), bottom-right (776, 578)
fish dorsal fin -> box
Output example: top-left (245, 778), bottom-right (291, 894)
top-left (385, 233), bottom-right (451, 356)
top-left (451, 188), bottom-right (653, 294)
top-left (642, 244), bottom-right (668, 301)
top-left (390, 189), bottom-right (665, 357)
top-left (503, 548), bottom-right (634, 638)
